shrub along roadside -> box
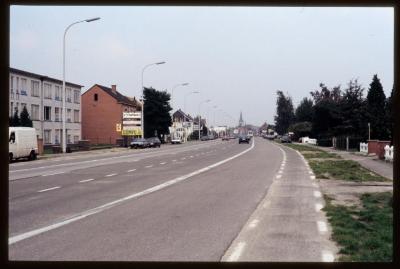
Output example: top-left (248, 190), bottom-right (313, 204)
top-left (323, 192), bottom-right (393, 262)
top-left (309, 160), bottom-right (389, 182)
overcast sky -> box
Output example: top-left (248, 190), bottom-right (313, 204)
top-left (10, 6), bottom-right (393, 127)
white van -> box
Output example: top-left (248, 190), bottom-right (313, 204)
top-left (9, 127), bottom-right (38, 162)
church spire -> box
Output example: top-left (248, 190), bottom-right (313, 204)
top-left (239, 111), bottom-right (244, 127)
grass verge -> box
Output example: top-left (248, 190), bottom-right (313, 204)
top-left (323, 192), bottom-right (393, 262)
top-left (309, 160), bottom-right (389, 182)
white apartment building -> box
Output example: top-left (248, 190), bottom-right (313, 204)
top-left (9, 68), bottom-right (83, 145)
top-left (169, 109), bottom-right (195, 142)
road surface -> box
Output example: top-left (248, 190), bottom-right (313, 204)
top-left (9, 137), bottom-right (337, 261)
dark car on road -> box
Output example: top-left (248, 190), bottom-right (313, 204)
top-left (130, 138), bottom-right (150, 149)
top-left (238, 135), bottom-right (250, 144)
top-left (280, 135), bottom-right (292, 143)
top-left (201, 135), bottom-right (209, 141)
top-left (147, 137), bottom-right (161, 148)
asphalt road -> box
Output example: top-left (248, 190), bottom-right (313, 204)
top-left (8, 137), bottom-right (336, 261)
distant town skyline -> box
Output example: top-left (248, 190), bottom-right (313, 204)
top-left (10, 6), bottom-right (394, 127)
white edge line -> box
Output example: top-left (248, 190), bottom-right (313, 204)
top-left (226, 242), bottom-right (246, 262)
top-left (37, 186), bottom-right (61, 193)
top-left (42, 171), bottom-right (65, 177)
top-left (9, 138), bottom-right (255, 245)
top-left (79, 178), bottom-right (95, 183)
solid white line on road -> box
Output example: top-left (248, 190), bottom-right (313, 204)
top-left (322, 251), bottom-right (335, 262)
top-left (315, 203), bottom-right (323, 212)
top-left (310, 175), bottom-right (316, 180)
top-left (314, 190), bottom-right (322, 198)
top-left (317, 221), bottom-right (328, 233)
top-left (190, 156), bottom-right (194, 158)
top-left (105, 173), bottom-right (117, 177)
top-left (42, 171), bottom-right (65, 177)
top-left (276, 175), bottom-right (282, 179)
top-left (37, 186), bottom-right (61, 193)
top-left (226, 242), bottom-right (246, 262)
top-left (79, 179), bottom-right (95, 183)
top-left (160, 162), bottom-right (166, 165)
top-left (9, 138), bottom-right (255, 245)
top-left (145, 165), bottom-right (153, 168)
top-left (248, 219), bottom-right (259, 229)
top-left (127, 169), bottom-right (137, 172)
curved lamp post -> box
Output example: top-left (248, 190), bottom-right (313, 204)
top-left (198, 99), bottom-right (210, 140)
top-left (62, 17), bottom-right (100, 153)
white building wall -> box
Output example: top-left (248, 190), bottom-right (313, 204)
top-left (9, 70), bottom-right (82, 145)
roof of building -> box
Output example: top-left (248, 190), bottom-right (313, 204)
top-left (10, 67), bottom-right (84, 88)
top-left (173, 109), bottom-right (193, 121)
top-left (84, 84), bottom-right (142, 108)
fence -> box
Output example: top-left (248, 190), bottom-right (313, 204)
top-left (334, 137), bottom-right (364, 151)
top-left (384, 145), bottom-right (394, 162)
top-left (307, 138), bottom-right (317, 145)
top-left (359, 142), bottom-right (368, 154)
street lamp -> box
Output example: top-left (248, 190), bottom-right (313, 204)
top-left (141, 61), bottom-right (166, 138)
top-left (212, 105), bottom-right (218, 127)
top-left (198, 99), bottom-right (210, 140)
top-left (171, 83), bottom-right (189, 112)
top-left (184, 91), bottom-right (199, 121)
top-left (368, 122), bottom-right (371, 140)
top-left (62, 17), bottom-right (100, 153)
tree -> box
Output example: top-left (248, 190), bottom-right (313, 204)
top-left (274, 91), bottom-right (295, 135)
top-left (143, 87), bottom-right (172, 138)
top-left (295, 97), bottom-right (314, 122)
top-left (366, 74), bottom-right (388, 140)
top-left (20, 106), bottom-right (33, 127)
top-left (288, 121), bottom-right (312, 140)
top-left (338, 79), bottom-right (368, 139)
top-left (11, 109), bottom-right (20, 127)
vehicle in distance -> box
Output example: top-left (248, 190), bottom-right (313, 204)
top-left (281, 135), bottom-right (292, 143)
top-left (238, 134), bottom-right (250, 144)
top-left (147, 137), bottom-right (161, 148)
top-left (171, 137), bottom-right (182, 144)
top-left (9, 127), bottom-right (38, 162)
top-left (201, 135), bottom-right (209, 141)
top-left (130, 138), bottom-right (150, 149)
top-left (247, 130), bottom-right (254, 137)
top-left (222, 135), bottom-right (229, 141)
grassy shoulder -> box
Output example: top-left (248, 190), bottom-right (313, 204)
top-left (309, 160), bottom-right (389, 182)
top-left (323, 192), bottom-right (393, 262)
top-left (283, 143), bottom-right (341, 160)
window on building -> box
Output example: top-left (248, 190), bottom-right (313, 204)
top-left (31, 81), bottom-right (40, 97)
top-left (67, 134), bottom-right (72, 144)
top-left (21, 78), bottom-right (28, 96)
top-left (15, 102), bottom-right (19, 113)
top-left (66, 87), bottom-right (72, 102)
top-left (74, 135), bottom-right (79, 143)
top-left (44, 83), bottom-right (52, 99)
top-left (15, 77), bottom-right (20, 100)
top-left (55, 107), bottom-right (60, 121)
top-left (94, 93), bottom-right (98, 101)
top-left (10, 76), bottom-right (14, 99)
top-left (74, 90), bottom-right (80, 103)
top-left (67, 109), bottom-right (72, 122)
top-left (44, 106), bottom-right (51, 121)
top-left (10, 102), bottom-right (13, 116)
top-left (31, 104), bottom-right (39, 120)
top-left (21, 103), bottom-right (27, 111)
top-left (55, 85), bottom-right (61, 101)
top-left (74, 110), bottom-right (79, 123)
top-left (44, 129), bottom-right (51, 144)
top-left (55, 130), bottom-right (60, 144)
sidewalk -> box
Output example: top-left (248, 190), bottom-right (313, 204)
top-left (309, 145), bottom-right (393, 180)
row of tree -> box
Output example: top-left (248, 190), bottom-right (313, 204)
top-left (9, 106), bottom-right (33, 127)
top-left (275, 74), bottom-right (395, 142)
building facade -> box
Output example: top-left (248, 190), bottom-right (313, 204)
top-left (81, 84), bottom-right (141, 145)
top-left (169, 109), bottom-right (195, 142)
top-left (9, 68), bottom-right (83, 145)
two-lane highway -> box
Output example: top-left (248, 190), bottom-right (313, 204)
top-left (9, 137), bottom-right (336, 261)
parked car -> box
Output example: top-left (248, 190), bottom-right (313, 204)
top-left (147, 137), bottom-right (161, 148)
top-left (201, 135), bottom-right (209, 141)
top-left (9, 127), bottom-right (38, 162)
top-left (238, 134), bottom-right (250, 144)
top-left (130, 138), bottom-right (150, 149)
top-left (171, 137), bottom-right (182, 144)
top-left (281, 135), bottom-right (292, 143)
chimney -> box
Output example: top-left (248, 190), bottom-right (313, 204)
top-left (111, 85), bottom-right (117, 94)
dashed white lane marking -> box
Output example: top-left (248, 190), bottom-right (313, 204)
top-left (79, 178), bottom-right (95, 183)
top-left (315, 203), bottom-right (323, 212)
top-left (310, 175), bottom-right (316, 180)
top-left (317, 221), bottom-right (328, 233)
top-left (226, 242), bottom-right (246, 262)
top-left (160, 162), bottom-right (166, 165)
top-left (127, 169), bottom-right (137, 172)
top-left (313, 190), bottom-right (322, 198)
top-left (105, 173), bottom-right (117, 177)
top-left (42, 171), bottom-right (65, 177)
top-left (172, 159), bottom-right (177, 162)
top-left (37, 186), bottom-right (61, 192)
top-left (9, 139), bottom-right (255, 245)
top-left (278, 170), bottom-right (283, 174)
top-left (181, 157), bottom-right (186, 160)
top-left (276, 174), bottom-right (282, 179)
top-left (322, 251), bottom-right (335, 262)
top-left (189, 156), bottom-right (194, 158)
top-left (248, 219), bottom-right (259, 229)
top-left (145, 165), bottom-right (153, 168)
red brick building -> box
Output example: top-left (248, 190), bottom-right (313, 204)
top-left (81, 84), bottom-right (141, 145)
